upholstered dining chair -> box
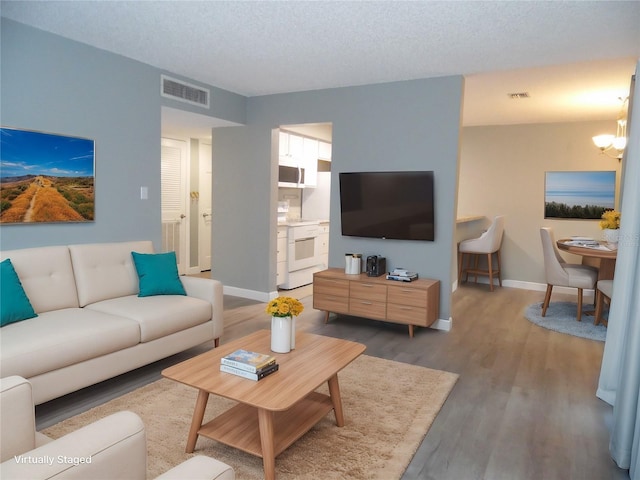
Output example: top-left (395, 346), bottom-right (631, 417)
top-left (594, 279), bottom-right (613, 326)
top-left (458, 215), bottom-right (505, 292)
top-left (539, 227), bottom-right (598, 322)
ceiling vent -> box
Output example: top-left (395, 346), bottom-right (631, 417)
top-left (161, 75), bottom-right (210, 108)
top-left (508, 92), bottom-right (530, 99)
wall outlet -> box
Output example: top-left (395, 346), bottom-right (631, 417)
top-left (140, 186), bottom-right (148, 200)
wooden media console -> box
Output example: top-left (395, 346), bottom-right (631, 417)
top-left (313, 268), bottom-right (440, 338)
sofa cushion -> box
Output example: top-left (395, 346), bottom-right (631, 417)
top-left (0, 309), bottom-right (140, 379)
top-left (69, 241), bottom-right (154, 307)
top-left (131, 251), bottom-right (186, 297)
top-left (85, 295), bottom-right (212, 342)
top-left (0, 246), bottom-right (79, 313)
top-left (1, 259), bottom-right (38, 327)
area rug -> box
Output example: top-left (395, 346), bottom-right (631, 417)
top-left (43, 355), bottom-right (458, 480)
top-left (524, 302), bottom-right (607, 342)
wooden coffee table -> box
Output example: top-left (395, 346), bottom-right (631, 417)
top-left (161, 329), bottom-right (366, 480)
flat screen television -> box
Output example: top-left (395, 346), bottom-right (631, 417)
top-left (339, 171), bottom-right (435, 241)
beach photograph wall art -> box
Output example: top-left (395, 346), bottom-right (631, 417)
top-left (0, 127), bottom-right (95, 224)
top-left (544, 171), bottom-right (616, 219)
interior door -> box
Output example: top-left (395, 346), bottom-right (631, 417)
top-left (199, 141), bottom-right (212, 271)
top-left (161, 138), bottom-right (188, 274)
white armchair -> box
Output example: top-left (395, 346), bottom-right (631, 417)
top-left (0, 376), bottom-right (234, 480)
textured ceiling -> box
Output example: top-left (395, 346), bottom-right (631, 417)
top-left (2, 0), bottom-right (639, 131)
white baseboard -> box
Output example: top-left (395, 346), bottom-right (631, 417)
top-left (226, 278), bottom-right (594, 331)
top-left (223, 285), bottom-right (272, 303)
top-left (430, 317), bottom-right (452, 331)
top-left (453, 277), bottom-right (595, 299)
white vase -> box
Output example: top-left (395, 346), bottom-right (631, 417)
top-left (271, 316), bottom-right (291, 353)
top-left (603, 228), bottom-right (619, 246)
top-left (290, 316), bottom-right (296, 350)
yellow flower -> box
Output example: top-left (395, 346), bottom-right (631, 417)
top-left (599, 210), bottom-right (621, 230)
top-left (265, 296), bottom-right (304, 318)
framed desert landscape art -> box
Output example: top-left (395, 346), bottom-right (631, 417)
top-left (544, 170), bottom-right (615, 220)
top-left (0, 127), bottom-right (95, 224)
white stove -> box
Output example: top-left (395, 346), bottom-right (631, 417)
top-left (280, 220), bottom-right (322, 289)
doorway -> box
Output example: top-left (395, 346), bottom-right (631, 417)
top-left (161, 106), bottom-right (241, 275)
top-left (198, 141), bottom-right (212, 272)
top-left (161, 138), bottom-right (188, 274)
top-left (276, 122), bottom-right (332, 291)
top-left (160, 137), bottom-right (214, 275)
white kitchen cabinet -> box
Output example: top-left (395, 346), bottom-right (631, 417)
top-left (288, 133), bottom-right (304, 160)
top-left (279, 131), bottom-right (289, 156)
top-left (318, 141), bottom-right (332, 160)
top-left (302, 137), bottom-right (318, 187)
top-left (279, 131), bottom-right (316, 188)
top-left (318, 223), bottom-right (329, 269)
top-left (279, 131), bottom-right (303, 159)
top-left (277, 227), bottom-right (288, 286)
top-left (279, 131), bottom-right (298, 168)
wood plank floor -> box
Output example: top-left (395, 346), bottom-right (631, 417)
top-left (35, 283), bottom-right (629, 480)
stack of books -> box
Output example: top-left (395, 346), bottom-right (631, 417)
top-left (220, 349), bottom-right (279, 381)
top-left (386, 268), bottom-right (419, 282)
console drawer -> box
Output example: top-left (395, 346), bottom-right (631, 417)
top-left (314, 277), bottom-right (349, 298)
top-left (314, 293), bottom-right (349, 314)
top-left (387, 304), bottom-right (428, 326)
top-left (349, 298), bottom-right (386, 320)
top-left (387, 285), bottom-right (428, 308)
top-left (350, 282), bottom-right (386, 302)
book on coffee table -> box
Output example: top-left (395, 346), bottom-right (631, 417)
top-left (220, 362), bottom-right (279, 381)
top-left (221, 349), bottom-right (276, 373)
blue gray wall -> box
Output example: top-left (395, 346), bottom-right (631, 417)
top-left (212, 79), bottom-right (464, 320)
top-left (2, 19), bottom-right (463, 321)
top-left (0, 18), bottom-right (244, 251)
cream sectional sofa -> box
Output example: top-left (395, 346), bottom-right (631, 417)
top-left (0, 241), bottom-right (223, 405)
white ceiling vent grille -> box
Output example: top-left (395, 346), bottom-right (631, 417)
top-left (161, 75), bottom-right (210, 108)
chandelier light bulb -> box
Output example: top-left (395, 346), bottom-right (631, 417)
top-left (592, 134), bottom-right (615, 150)
top-left (592, 96), bottom-right (628, 161)
top-left (612, 136), bottom-right (627, 151)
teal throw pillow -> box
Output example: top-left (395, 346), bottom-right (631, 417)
top-left (1, 258), bottom-right (38, 327)
top-left (131, 251), bottom-right (186, 297)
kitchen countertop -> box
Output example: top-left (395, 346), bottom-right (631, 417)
top-left (456, 215), bottom-right (485, 224)
top-left (278, 219), bottom-right (327, 227)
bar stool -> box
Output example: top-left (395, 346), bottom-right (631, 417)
top-left (458, 216), bottom-right (505, 291)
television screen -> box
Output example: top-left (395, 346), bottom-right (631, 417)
top-left (339, 171), bottom-right (435, 241)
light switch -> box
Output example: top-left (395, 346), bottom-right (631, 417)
top-left (140, 186), bottom-right (148, 200)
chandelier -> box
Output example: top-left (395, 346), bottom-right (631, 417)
top-left (592, 97), bottom-right (628, 160)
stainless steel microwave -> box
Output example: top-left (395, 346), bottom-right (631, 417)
top-left (278, 165), bottom-right (306, 188)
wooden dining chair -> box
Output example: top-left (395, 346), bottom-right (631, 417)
top-left (540, 227), bottom-right (598, 322)
top-left (594, 280), bottom-right (613, 326)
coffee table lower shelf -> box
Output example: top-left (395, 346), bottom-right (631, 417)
top-left (198, 391), bottom-right (334, 458)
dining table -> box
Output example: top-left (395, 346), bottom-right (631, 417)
top-left (557, 238), bottom-right (617, 280)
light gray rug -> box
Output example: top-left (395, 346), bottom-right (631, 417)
top-left (524, 302), bottom-right (607, 342)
